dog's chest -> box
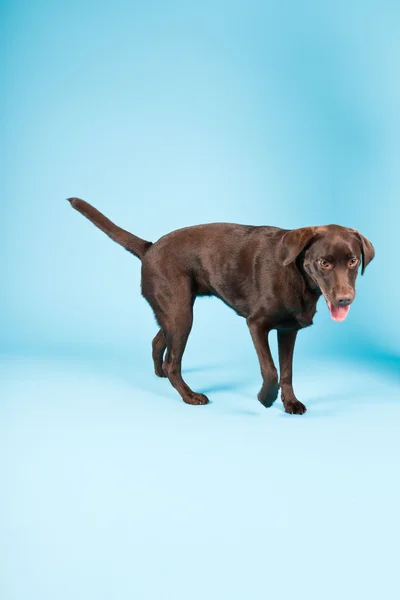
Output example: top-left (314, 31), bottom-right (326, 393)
top-left (295, 299), bottom-right (318, 328)
top-left (275, 314), bottom-right (312, 330)
top-left (276, 299), bottom-right (318, 330)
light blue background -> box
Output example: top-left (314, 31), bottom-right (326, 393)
top-left (1, 1), bottom-right (399, 599)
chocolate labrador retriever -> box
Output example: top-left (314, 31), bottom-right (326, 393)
top-left (68, 198), bottom-right (374, 414)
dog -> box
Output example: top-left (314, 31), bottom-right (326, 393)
top-left (68, 198), bottom-right (374, 414)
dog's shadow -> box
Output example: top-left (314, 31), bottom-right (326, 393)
top-left (197, 380), bottom-right (250, 396)
top-left (87, 356), bottom-right (399, 417)
top-left (183, 361), bottom-right (231, 375)
top-left (183, 360), bottom-right (254, 396)
top-left (286, 387), bottom-right (397, 419)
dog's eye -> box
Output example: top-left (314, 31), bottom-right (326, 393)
top-left (348, 258), bottom-right (358, 267)
top-left (319, 259), bottom-right (330, 268)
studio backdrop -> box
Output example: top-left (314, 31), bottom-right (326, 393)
top-left (3, 0), bottom-right (399, 369)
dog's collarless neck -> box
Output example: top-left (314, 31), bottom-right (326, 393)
top-left (297, 257), bottom-right (321, 297)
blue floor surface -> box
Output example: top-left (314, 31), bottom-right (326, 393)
top-left (1, 354), bottom-right (399, 600)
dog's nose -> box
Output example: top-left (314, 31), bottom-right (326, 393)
top-left (337, 297), bottom-right (352, 306)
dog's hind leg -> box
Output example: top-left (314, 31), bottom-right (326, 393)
top-left (162, 310), bottom-right (209, 406)
top-left (145, 277), bottom-right (209, 405)
top-left (152, 329), bottom-right (167, 377)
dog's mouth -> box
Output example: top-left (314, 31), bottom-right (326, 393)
top-left (326, 300), bottom-right (350, 322)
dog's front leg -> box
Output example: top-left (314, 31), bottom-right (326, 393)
top-left (247, 317), bottom-right (279, 408)
top-left (277, 329), bottom-right (306, 415)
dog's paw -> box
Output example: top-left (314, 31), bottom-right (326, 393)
top-left (283, 399), bottom-right (307, 415)
top-left (154, 365), bottom-right (168, 378)
top-left (183, 393), bottom-right (209, 406)
top-left (258, 382), bottom-right (280, 408)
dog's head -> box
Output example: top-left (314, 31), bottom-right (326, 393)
top-left (280, 225), bottom-right (375, 321)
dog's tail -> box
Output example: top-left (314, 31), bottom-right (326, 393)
top-left (67, 197), bottom-right (152, 259)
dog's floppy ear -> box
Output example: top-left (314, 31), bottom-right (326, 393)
top-left (349, 230), bottom-right (375, 275)
top-left (280, 226), bottom-right (322, 266)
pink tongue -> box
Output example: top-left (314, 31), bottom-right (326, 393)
top-left (327, 301), bottom-right (350, 322)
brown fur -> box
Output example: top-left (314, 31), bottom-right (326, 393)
top-left (68, 197), bottom-right (374, 414)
